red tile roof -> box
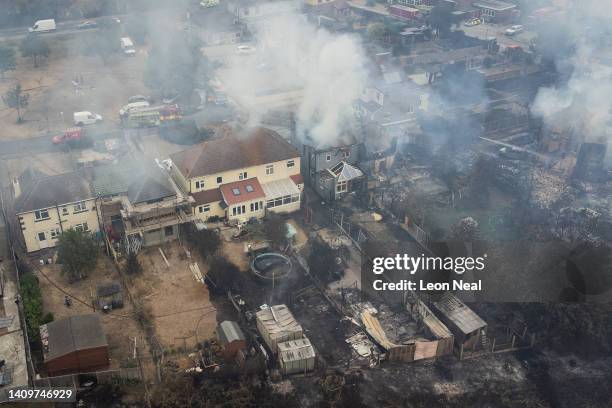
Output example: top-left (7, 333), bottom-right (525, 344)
top-left (219, 178), bottom-right (265, 206)
top-left (170, 127), bottom-right (300, 178)
top-left (290, 174), bottom-right (303, 185)
top-left (192, 188), bottom-right (223, 205)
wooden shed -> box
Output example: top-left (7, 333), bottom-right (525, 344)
top-left (217, 320), bottom-right (247, 361)
top-left (40, 314), bottom-right (109, 376)
top-left (432, 292), bottom-right (487, 350)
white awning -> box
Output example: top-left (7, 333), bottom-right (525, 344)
top-left (262, 178), bottom-right (301, 199)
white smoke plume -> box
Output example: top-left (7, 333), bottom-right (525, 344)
top-left (532, 0), bottom-right (612, 144)
top-left (217, 12), bottom-right (368, 148)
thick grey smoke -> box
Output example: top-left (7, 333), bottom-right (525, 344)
top-left (532, 0), bottom-right (612, 144)
top-left (217, 12), bottom-right (368, 148)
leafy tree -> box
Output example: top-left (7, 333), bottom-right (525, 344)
top-left (450, 217), bottom-right (480, 242)
top-left (19, 35), bottom-right (50, 67)
top-left (125, 252), bottom-right (142, 275)
top-left (184, 224), bottom-right (221, 259)
top-left (367, 22), bottom-right (388, 43)
top-left (0, 46), bottom-right (16, 79)
top-left (79, 0), bottom-right (105, 18)
top-left (19, 273), bottom-right (53, 343)
top-left (89, 18), bottom-right (122, 63)
top-left (3, 83), bottom-right (29, 123)
top-left (206, 255), bottom-right (240, 294)
top-left (144, 31), bottom-right (206, 101)
top-left (307, 239), bottom-right (338, 283)
top-left (57, 228), bottom-right (98, 282)
top-left (428, 5), bottom-right (454, 38)
top-left (263, 214), bottom-right (288, 248)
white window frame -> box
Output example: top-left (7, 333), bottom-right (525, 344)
top-left (34, 209), bottom-right (50, 221)
top-left (238, 171), bottom-right (248, 180)
top-left (195, 180), bottom-right (204, 190)
top-left (37, 231), bottom-right (46, 241)
top-left (73, 201), bottom-right (87, 213)
top-left (74, 222), bottom-right (89, 232)
top-left (336, 180), bottom-right (348, 193)
top-left (265, 164), bottom-right (274, 175)
top-left (50, 228), bottom-right (61, 239)
top-left (287, 160), bottom-right (295, 168)
top-left (216, 176), bottom-right (223, 184)
top-left (199, 204), bottom-right (210, 213)
top-left (326, 154), bottom-right (331, 161)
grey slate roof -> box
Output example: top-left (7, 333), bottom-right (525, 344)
top-left (91, 162), bottom-right (134, 197)
top-left (127, 167), bottom-right (175, 204)
top-left (91, 161), bottom-right (176, 204)
top-left (44, 314), bottom-right (108, 361)
top-left (217, 321), bottom-right (246, 345)
top-left (433, 292), bottom-right (487, 335)
top-left (15, 171), bottom-right (94, 214)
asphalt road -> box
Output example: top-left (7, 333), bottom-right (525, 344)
top-left (461, 22), bottom-right (537, 49)
top-left (0, 127), bottom-right (125, 158)
top-left (0, 15), bottom-right (122, 40)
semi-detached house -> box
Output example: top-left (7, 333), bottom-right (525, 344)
top-left (14, 171), bottom-right (100, 253)
top-left (168, 128), bottom-right (303, 224)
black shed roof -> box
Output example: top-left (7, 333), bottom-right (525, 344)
top-left (43, 314), bottom-right (108, 361)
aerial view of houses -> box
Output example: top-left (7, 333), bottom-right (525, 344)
top-left (0, 0), bottom-right (610, 406)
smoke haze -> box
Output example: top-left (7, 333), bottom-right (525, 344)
top-left (532, 0), bottom-right (612, 143)
top-left (217, 13), bottom-right (368, 148)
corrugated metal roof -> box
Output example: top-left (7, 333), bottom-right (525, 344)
top-left (261, 177), bottom-right (300, 199)
top-left (433, 292), bottom-right (487, 335)
top-left (256, 305), bottom-right (302, 341)
top-left (218, 321), bottom-right (246, 345)
top-left (278, 337), bottom-right (315, 363)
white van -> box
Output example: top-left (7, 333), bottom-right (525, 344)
top-left (74, 111), bottom-right (102, 126)
top-left (120, 37), bottom-right (136, 56)
top-left (28, 19), bottom-right (56, 33)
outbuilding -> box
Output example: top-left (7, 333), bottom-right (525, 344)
top-left (256, 305), bottom-right (303, 354)
top-left (432, 292), bottom-right (487, 350)
top-left (277, 336), bottom-right (316, 375)
top-left (217, 320), bottom-right (247, 361)
top-left (40, 314), bottom-right (109, 376)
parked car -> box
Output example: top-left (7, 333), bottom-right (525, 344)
top-left (28, 19), bottom-right (56, 33)
top-left (127, 95), bottom-right (149, 104)
top-left (120, 37), bottom-right (136, 56)
top-left (505, 25), bottom-right (524, 36)
top-left (77, 20), bottom-right (98, 30)
top-left (464, 18), bottom-right (481, 27)
top-left (74, 111), bottom-right (102, 126)
top-left (52, 127), bottom-right (84, 144)
top-left (236, 45), bottom-right (256, 55)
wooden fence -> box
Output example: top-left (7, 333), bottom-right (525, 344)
top-left (33, 367), bottom-right (141, 388)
